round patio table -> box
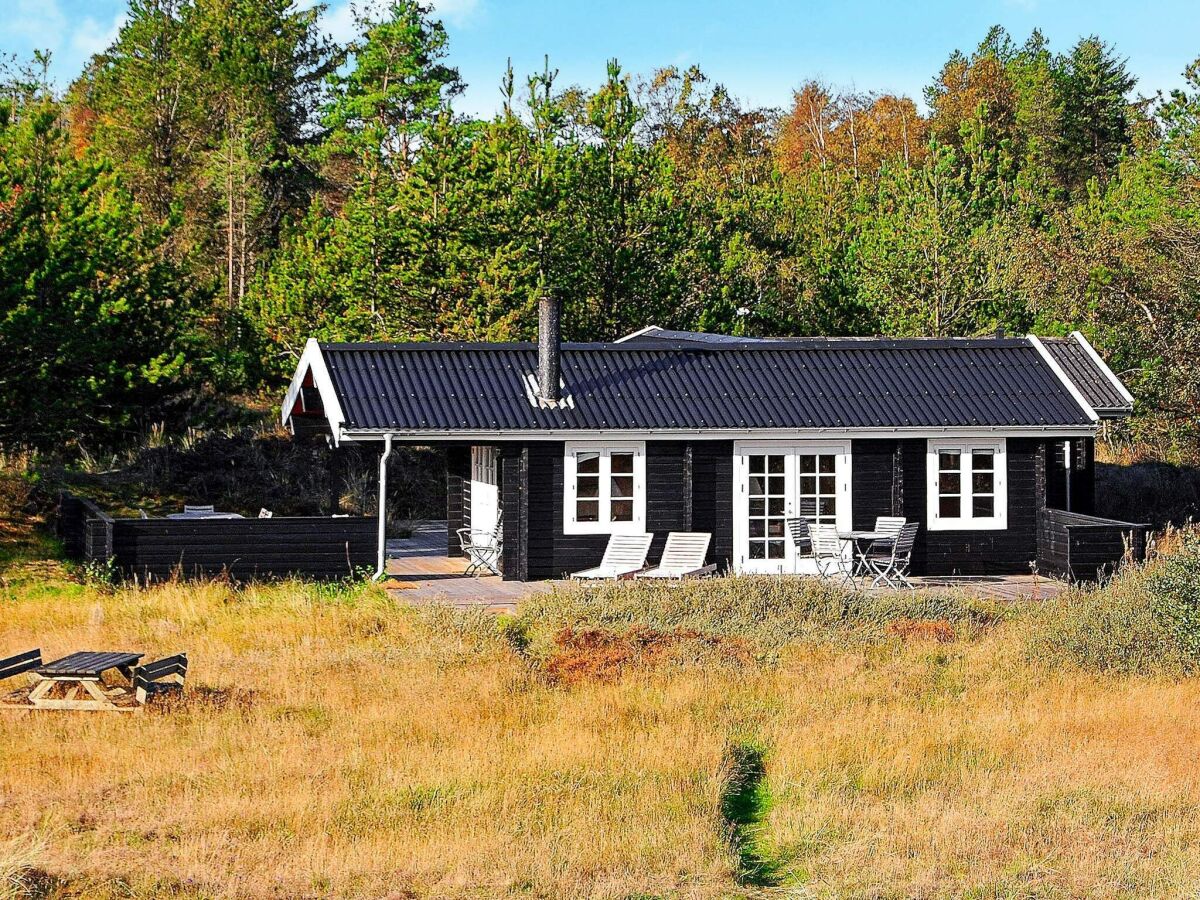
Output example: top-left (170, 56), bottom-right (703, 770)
top-left (837, 530), bottom-right (894, 587)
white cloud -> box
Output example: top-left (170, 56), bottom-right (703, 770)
top-left (70, 9), bottom-right (128, 62)
top-left (3, 0), bottom-right (67, 49)
top-left (0, 0), bottom-right (126, 84)
top-left (315, 0), bottom-right (358, 45)
top-left (429, 0), bottom-right (484, 28)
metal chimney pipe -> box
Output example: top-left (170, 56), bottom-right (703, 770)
top-left (537, 294), bottom-right (560, 403)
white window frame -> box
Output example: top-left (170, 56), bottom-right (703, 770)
top-left (563, 441), bottom-right (646, 535)
top-left (926, 439), bottom-right (1007, 531)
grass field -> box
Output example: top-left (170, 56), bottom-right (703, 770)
top-left (3, 524), bottom-right (1200, 898)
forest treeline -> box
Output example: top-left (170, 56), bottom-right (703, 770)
top-left (3, 0), bottom-right (1200, 455)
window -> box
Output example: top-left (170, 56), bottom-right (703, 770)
top-left (927, 439), bottom-right (1007, 530)
top-left (564, 442), bottom-right (646, 534)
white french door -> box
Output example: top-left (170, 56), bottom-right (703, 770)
top-left (733, 441), bottom-right (852, 574)
top-left (470, 446), bottom-right (500, 536)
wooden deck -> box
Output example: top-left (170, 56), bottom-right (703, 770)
top-left (385, 522), bottom-right (1065, 612)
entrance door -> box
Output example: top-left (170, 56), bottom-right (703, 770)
top-left (733, 442), bottom-right (851, 574)
top-left (470, 446), bottom-right (500, 536)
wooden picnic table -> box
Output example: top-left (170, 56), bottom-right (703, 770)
top-left (28, 651), bottom-right (143, 712)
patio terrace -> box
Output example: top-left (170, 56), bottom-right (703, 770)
top-left (384, 522), bottom-right (1066, 613)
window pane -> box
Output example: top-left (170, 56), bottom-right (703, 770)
top-left (972, 472), bottom-right (994, 494)
top-left (749, 541), bottom-right (765, 559)
top-left (819, 497), bottom-right (837, 518)
top-left (768, 540), bottom-right (785, 559)
top-left (939, 496), bottom-right (960, 518)
top-left (610, 452), bottom-right (634, 474)
top-left (940, 473), bottom-right (960, 494)
top-left (576, 500), bottom-right (599, 522)
top-left (749, 498), bottom-right (764, 516)
top-left (798, 497), bottom-right (816, 517)
top-left (577, 475), bottom-right (599, 499)
top-left (972, 449), bottom-right (994, 471)
top-left (939, 451), bottom-right (961, 472)
top-left (577, 453), bottom-right (600, 474)
top-left (799, 476), bottom-right (815, 495)
top-left (972, 496), bottom-right (995, 518)
top-left (749, 475), bottom-right (765, 496)
top-left (749, 455), bottom-right (765, 474)
top-left (767, 519), bottom-right (784, 538)
top-left (799, 456), bottom-right (815, 474)
top-left (819, 455), bottom-right (835, 474)
top-left (610, 499), bottom-right (633, 521)
top-left (819, 475), bottom-right (836, 495)
top-left (767, 455), bottom-right (785, 474)
top-left (749, 519), bottom-right (765, 538)
top-left (767, 497), bottom-right (785, 516)
top-left (768, 476), bottom-right (785, 495)
top-left (611, 475), bottom-right (634, 499)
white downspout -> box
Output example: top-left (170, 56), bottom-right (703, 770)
top-left (374, 434), bottom-right (393, 580)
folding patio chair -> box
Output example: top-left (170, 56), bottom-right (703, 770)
top-left (571, 533), bottom-right (654, 580)
top-left (785, 519), bottom-right (852, 586)
top-left (873, 516), bottom-right (906, 540)
top-left (865, 522), bottom-right (920, 589)
top-left (456, 525), bottom-right (503, 577)
top-left (636, 532), bottom-right (714, 579)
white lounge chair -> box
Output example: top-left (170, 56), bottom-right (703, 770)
top-left (571, 533), bottom-right (654, 580)
top-left (637, 532), bottom-right (714, 579)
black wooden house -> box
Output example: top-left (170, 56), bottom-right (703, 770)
top-left (282, 302), bottom-right (1140, 582)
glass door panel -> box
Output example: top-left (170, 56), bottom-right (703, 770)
top-left (746, 453), bottom-right (788, 565)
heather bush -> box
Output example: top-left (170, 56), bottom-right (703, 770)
top-left (514, 575), bottom-right (1004, 658)
top-left (1029, 532), bottom-right (1200, 674)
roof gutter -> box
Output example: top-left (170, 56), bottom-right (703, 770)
top-left (336, 423), bottom-right (1098, 442)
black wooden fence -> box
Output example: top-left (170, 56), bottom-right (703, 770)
top-left (57, 493), bottom-right (374, 581)
top-left (1037, 507), bottom-right (1149, 582)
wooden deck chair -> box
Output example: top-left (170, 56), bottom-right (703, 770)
top-left (133, 653), bottom-right (188, 704)
top-left (571, 533), bottom-right (654, 580)
top-left (637, 532), bottom-right (714, 579)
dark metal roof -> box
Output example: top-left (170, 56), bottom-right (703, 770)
top-left (1042, 336), bottom-right (1132, 416)
top-left (316, 338), bottom-right (1094, 433)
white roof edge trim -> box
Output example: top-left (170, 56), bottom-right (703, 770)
top-left (1026, 334), bottom-right (1100, 424)
top-left (336, 425), bottom-right (1097, 442)
top-left (280, 338), bottom-right (347, 443)
top-left (615, 324), bottom-right (663, 343)
top-left (1070, 330), bottom-right (1135, 407)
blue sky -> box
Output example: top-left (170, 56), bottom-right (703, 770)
top-left (4, 0), bottom-right (1199, 116)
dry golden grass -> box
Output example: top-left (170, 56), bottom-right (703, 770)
top-left (4, 541), bottom-right (1200, 898)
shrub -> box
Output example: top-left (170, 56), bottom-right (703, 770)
top-left (1146, 533), bottom-right (1200, 663)
top-left (515, 575), bottom-right (1003, 659)
top-left (1028, 533), bottom-right (1200, 675)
